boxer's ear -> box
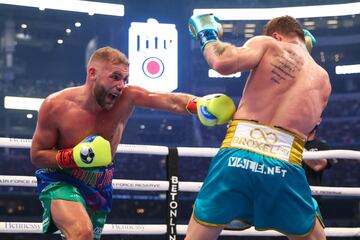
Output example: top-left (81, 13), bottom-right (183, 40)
top-left (272, 32), bottom-right (283, 41)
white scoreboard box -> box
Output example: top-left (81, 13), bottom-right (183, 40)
top-left (128, 18), bottom-right (178, 92)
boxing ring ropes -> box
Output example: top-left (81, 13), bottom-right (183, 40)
top-left (0, 137), bottom-right (360, 237)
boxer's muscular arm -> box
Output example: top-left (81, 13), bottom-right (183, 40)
top-left (32, 96), bottom-right (112, 169)
top-left (125, 85), bottom-right (196, 114)
top-left (125, 86), bottom-right (235, 126)
top-left (203, 36), bottom-right (273, 75)
top-left (31, 97), bottom-right (60, 168)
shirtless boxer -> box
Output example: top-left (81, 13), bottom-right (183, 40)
top-left (30, 46), bottom-right (235, 240)
top-left (186, 15), bottom-right (331, 240)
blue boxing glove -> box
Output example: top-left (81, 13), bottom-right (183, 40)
top-left (303, 29), bottom-right (316, 53)
top-left (188, 14), bottom-right (223, 51)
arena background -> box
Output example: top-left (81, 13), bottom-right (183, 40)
top-left (0, 0), bottom-right (359, 239)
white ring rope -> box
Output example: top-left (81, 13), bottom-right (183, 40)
top-left (0, 222), bottom-right (359, 236)
top-left (1, 175), bottom-right (360, 197)
top-left (1, 137), bottom-right (360, 237)
top-left (1, 137), bottom-right (360, 159)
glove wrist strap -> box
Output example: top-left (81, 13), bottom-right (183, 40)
top-left (186, 98), bottom-right (198, 114)
top-left (198, 30), bottom-right (219, 51)
top-left (56, 148), bottom-right (76, 169)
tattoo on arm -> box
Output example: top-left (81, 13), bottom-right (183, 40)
top-left (211, 42), bottom-right (228, 56)
top-left (204, 42), bottom-right (230, 69)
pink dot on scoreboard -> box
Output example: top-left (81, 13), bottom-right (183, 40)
top-left (147, 61), bottom-right (160, 74)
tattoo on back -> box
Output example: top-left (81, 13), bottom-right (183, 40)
top-left (270, 49), bottom-right (304, 84)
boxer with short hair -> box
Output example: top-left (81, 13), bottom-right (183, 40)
top-left (186, 15), bottom-right (331, 240)
top-left (31, 46), bottom-right (235, 240)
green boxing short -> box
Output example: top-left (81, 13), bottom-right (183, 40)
top-left (39, 181), bottom-right (107, 240)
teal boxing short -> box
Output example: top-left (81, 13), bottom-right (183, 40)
top-left (193, 120), bottom-right (324, 237)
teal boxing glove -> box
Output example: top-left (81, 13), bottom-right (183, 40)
top-left (188, 14), bottom-right (223, 51)
top-left (303, 29), bottom-right (316, 53)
